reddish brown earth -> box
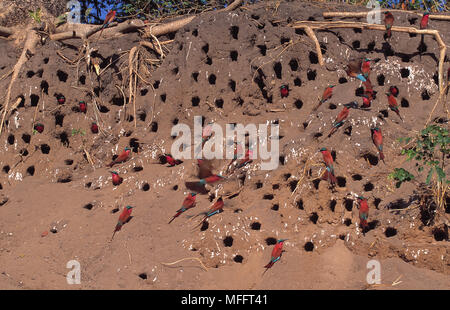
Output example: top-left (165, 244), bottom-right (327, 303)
top-left (0, 1), bottom-right (449, 289)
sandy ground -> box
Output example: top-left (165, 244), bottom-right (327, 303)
top-left (0, 1), bottom-right (449, 289)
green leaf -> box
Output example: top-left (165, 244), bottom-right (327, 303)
top-left (435, 167), bottom-right (445, 182)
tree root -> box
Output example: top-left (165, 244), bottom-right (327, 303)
top-left (161, 257), bottom-right (208, 271)
top-left (291, 20), bottom-right (447, 94)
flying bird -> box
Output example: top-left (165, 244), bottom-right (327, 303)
top-left (108, 147), bottom-right (131, 167)
top-left (111, 206), bottom-right (133, 241)
top-left (346, 58), bottom-right (366, 82)
top-left (97, 10), bottom-right (116, 40)
top-left (163, 154), bottom-right (183, 167)
top-left (263, 239), bottom-right (287, 275)
top-left (185, 174), bottom-right (224, 194)
top-left (193, 197), bottom-right (224, 228)
top-left (327, 102), bottom-right (357, 137)
top-left (168, 193), bottom-right (197, 224)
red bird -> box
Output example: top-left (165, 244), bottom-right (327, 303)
top-left (361, 58), bottom-right (371, 79)
top-left (389, 86), bottom-right (399, 97)
top-left (110, 171), bottom-right (123, 186)
top-left (98, 10), bottom-right (116, 39)
top-left (280, 85), bottom-right (289, 98)
top-left (358, 197), bottom-right (369, 231)
top-left (194, 197), bottom-right (224, 228)
top-left (386, 92), bottom-right (403, 121)
top-left (91, 122), bottom-right (99, 134)
top-left (362, 94), bottom-right (372, 108)
top-left (319, 147), bottom-right (337, 185)
top-left (420, 12), bottom-right (430, 30)
top-left (111, 205), bottom-right (133, 241)
top-left (185, 174), bottom-right (224, 194)
top-left (384, 12), bottom-right (394, 39)
top-left (371, 127), bottom-right (385, 163)
top-left (313, 85), bottom-right (335, 111)
top-left (79, 101), bottom-right (86, 113)
top-left (34, 123), bottom-right (44, 133)
top-left (168, 193), bottom-right (197, 224)
top-left (57, 95), bottom-right (65, 105)
top-left (164, 154), bottom-right (183, 166)
top-left (263, 239), bottom-right (287, 275)
top-left (108, 147), bottom-right (131, 167)
top-left (327, 102), bottom-right (357, 137)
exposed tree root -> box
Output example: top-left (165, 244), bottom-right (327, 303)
top-left (323, 10), bottom-right (450, 21)
top-left (161, 257), bottom-right (208, 271)
top-left (291, 20), bottom-right (447, 94)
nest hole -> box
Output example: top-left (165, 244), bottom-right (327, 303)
top-left (54, 112), bottom-right (64, 127)
top-left (30, 94), bottom-right (39, 106)
top-left (215, 98), bottom-right (224, 109)
top-left (58, 132), bottom-right (69, 146)
top-left (79, 75), bottom-right (86, 85)
top-left (263, 194), bottom-right (274, 200)
top-left (433, 227), bottom-right (448, 241)
top-left (223, 236), bottom-right (233, 247)
top-left (83, 203), bottom-right (93, 210)
top-left (352, 174), bottom-right (362, 181)
top-left (309, 51), bottom-right (318, 64)
top-left (191, 96), bottom-right (200, 107)
top-left (289, 180), bottom-right (298, 192)
top-left (138, 273), bottom-right (147, 280)
top-left (344, 126), bottom-right (352, 136)
top-left (7, 134), bottom-right (14, 145)
top-left (160, 93), bottom-right (166, 102)
top-left (40, 144), bottom-right (50, 154)
top-left (385, 227), bottom-right (397, 237)
top-left (344, 218), bottom-right (352, 226)
top-left (40, 80), bottom-right (49, 94)
top-left (19, 149), bottom-right (28, 156)
top-left (297, 199), bottom-right (304, 210)
top-left (352, 40), bottom-right (360, 49)
top-left (22, 134), bottom-right (31, 144)
top-left (64, 159), bottom-right (73, 165)
top-left (304, 242), bottom-right (314, 252)
top-left (338, 77), bottom-right (348, 84)
top-left (257, 44), bottom-right (267, 56)
top-left (172, 185), bottom-right (178, 191)
top-left (400, 68), bottom-right (410, 78)
top-left (2, 165), bottom-right (10, 174)
top-left (294, 99), bottom-right (303, 109)
top-left (230, 50), bottom-right (238, 61)
top-left (200, 221), bottom-right (209, 231)
top-left (289, 59), bottom-right (299, 71)
top-left (99, 105), bottom-right (109, 113)
top-left (355, 87), bottom-right (364, 97)
top-left (312, 178), bottom-right (321, 189)
top-left (364, 182), bottom-right (374, 191)
top-left (329, 199), bottom-right (337, 212)
top-left (230, 26), bottom-right (239, 39)
top-left (142, 183), bottom-right (150, 191)
top-left (309, 212), bottom-right (319, 224)
top-left (255, 181), bottom-right (263, 189)
top-left (27, 165), bottom-right (35, 176)
top-left (205, 56), bottom-right (212, 65)
top-left (250, 222), bottom-right (261, 230)
top-left (229, 79), bottom-right (236, 92)
top-left (377, 74), bottom-right (385, 86)
top-left (273, 62), bottom-right (282, 79)
top-left (57, 176), bottom-right (72, 183)
top-left (337, 177), bottom-right (346, 187)
top-left (279, 155), bottom-right (285, 165)
top-left (363, 153), bottom-right (379, 166)
top-left (294, 77), bottom-right (302, 86)
top-left (202, 43), bottom-right (209, 54)
top-left (421, 89), bottom-right (430, 100)
top-left (150, 121), bottom-right (158, 132)
top-left (344, 198), bottom-right (353, 211)
top-left (307, 69), bottom-right (316, 80)
top-left (56, 70), bottom-right (68, 82)
top-left (234, 255), bottom-right (243, 263)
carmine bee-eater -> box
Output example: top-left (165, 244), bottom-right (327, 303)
top-left (34, 123), bottom-right (44, 133)
top-left (420, 12), bottom-right (430, 30)
top-left (98, 10), bottom-right (116, 39)
top-left (280, 85), bottom-right (289, 98)
top-left (384, 12), bottom-right (394, 39)
top-left (362, 94), bottom-right (372, 109)
top-left (327, 102), bottom-right (357, 137)
top-left (110, 171), bottom-right (123, 186)
top-left (194, 197), bottom-right (224, 228)
top-left (371, 127), bottom-right (385, 163)
top-left (361, 58), bottom-right (371, 79)
top-left (57, 95), bottom-right (65, 104)
top-left (91, 122), bottom-right (98, 134)
top-left (168, 193), bottom-right (197, 224)
top-left (164, 154), bottom-right (183, 167)
top-left (358, 196), bottom-right (369, 232)
top-left (386, 92), bottom-right (403, 121)
top-left (111, 205), bottom-right (133, 241)
top-left (185, 174), bottom-right (224, 194)
top-left (389, 86), bottom-right (399, 97)
top-left (263, 239), bottom-right (288, 275)
top-left (108, 147), bottom-right (131, 167)
top-left (313, 85), bottom-right (335, 111)
top-left (79, 101), bottom-right (86, 113)
top-left (319, 147), bottom-right (337, 185)
top-left (346, 59), bottom-right (366, 82)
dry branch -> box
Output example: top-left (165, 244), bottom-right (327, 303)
top-left (323, 11), bottom-right (450, 21)
top-left (292, 21), bottom-right (447, 94)
top-left (0, 31), bottom-right (39, 136)
top-left (304, 26), bottom-right (324, 66)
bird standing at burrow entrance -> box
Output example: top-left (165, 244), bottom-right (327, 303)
top-left (319, 147), bottom-right (337, 186)
top-left (327, 102), bottom-right (358, 137)
top-left (168, 193), bottom-right (197, 224)
top-left (358, 196), bottom-right (369, 233)
top-left (79, 101), bottom-right (87, 113)
top-left (111, 206), bottom-right (133, 241)
top-left (263, 239), bottom-right (288, 275)
top-left (386, 91), bottom-right (403, 121)
top-left (384, 11), bottom-right (394, 39)
top-left (371, 127), bottom-right (385, 163)
top-left (108, 147), bottom-right (131, 167)
top-left (163, 154), bottom-right (183, 167)
top-left (91, 122), bottom-right (99, 134)
top-left (280, 84), bottom-right (289, 98)
top-left (419, 12), bottom-right (430, 59)
top-left (346, 58), bottom-right (366, 82)
top-left (110, 171), bottom-right (123, 186)
top-left (389, 86), bottom-right (399, 97)
top-left (313, 85), bottom-right (334, 112)
top-left (361, 58), bottom-right (371, 79)
top-left (193, 197), bottom-right (224, 229)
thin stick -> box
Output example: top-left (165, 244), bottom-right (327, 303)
top-left (323, 10), bottom-right (450, 21)
top-left (304, 26), bottom-right (324, 66)
top-left (161, 257), bottom-right (208, 271)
